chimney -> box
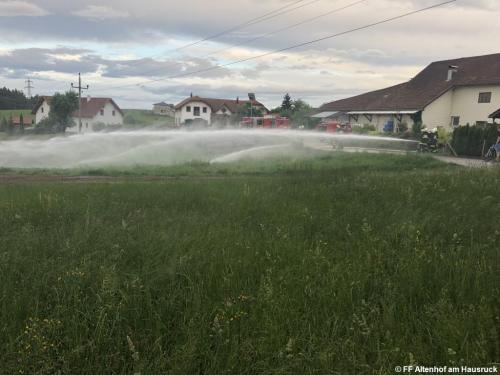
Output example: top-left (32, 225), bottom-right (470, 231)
top-left (236, 96), bottom-right (239, 104)
top-left (87, 95), bottom-right (91, 103)
top-left (190, 92), bottom-right (193, 97)
top-left (447, 65), bottom-right (458, 81)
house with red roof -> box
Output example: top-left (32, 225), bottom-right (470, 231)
top-left (174, 95), bottom-right (268, 126)
top-left (318, 53), bottom-right (500, 131)
top-left (32, 96), bottom-right (124, 133)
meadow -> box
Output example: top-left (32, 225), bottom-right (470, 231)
top-left (0, 153), bottom-right (498, 374)
top-left (122, 109), bottom-right (175, 128)
top-left (0, 109), bottom-right (32, 122)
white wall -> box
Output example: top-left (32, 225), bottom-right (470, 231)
top-left (422, 85), bottom-right (500, 130)
top-left (78, 102), bottom-right (124, 133)
top-left (175, 101), bottom-right (212, 125)
top-left (55, 102), bottom-right (123, 133)
top-left (215, 108), bottom-right (233, 115)
top-left (350, 114), bottom-right (415, 131)
top-left (422, 90), bottom-right (453, 129)
top-left (35, 100), bottom-right (51, 124)
top-left (450, 85), bottom-right (500, 126)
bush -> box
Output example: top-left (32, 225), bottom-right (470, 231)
top-left (34, 118), bottom-right (58, 134)
top-left (412, 122), bottom-right (423, 139)
top-left (352, 124), bottom-right (376, 134)
top-left (451, 124), bottom-right (497, 157)
top-left (124, 112), bottom-right (138, 125)
top-left (398, 122), bottom-right (409, 133)
top-left (92, 122), bottom-right (106, 132)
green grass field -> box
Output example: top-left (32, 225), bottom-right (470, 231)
top-left (123, 109), bottom-right (174, 128)
top-left (0, 154), bottom-right (498, 374)
top-left (0, 109), bottom-right (32, 121)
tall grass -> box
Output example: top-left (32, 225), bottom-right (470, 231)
top-left (0, 155), bottom-right (498, 374)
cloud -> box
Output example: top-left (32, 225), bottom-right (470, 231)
top-left (0, 0), bottom-right (49, 17)
top-left (0, 47), bottom-right (232, 82)
top-left (0, 48), bottom-right (97, 78)
top-left (0, 0), bottom-right (499, 109)
top-left (72, 5), bottom-right (130, 21)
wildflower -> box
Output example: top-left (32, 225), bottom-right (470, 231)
top-left (126, 335), bottom-right (140, 362)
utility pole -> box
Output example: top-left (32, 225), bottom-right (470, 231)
top-left (71, 73), bottom-right (89, 133)
top-left (25, 78), bottom-right (34, 99)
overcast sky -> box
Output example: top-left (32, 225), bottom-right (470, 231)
top-left (0, 0), bottom-right (498, 108)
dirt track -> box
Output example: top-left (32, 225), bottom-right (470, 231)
top-left (0, 175), bottom-right (238, 185)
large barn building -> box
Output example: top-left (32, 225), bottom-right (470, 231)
top-left (318, 53), bottom-right (500, 131)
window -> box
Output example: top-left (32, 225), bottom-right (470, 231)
top-left (100, 109), bottom-right (104, 116)
top-left (112, 110), bottom-right (116, 116)
top-left (478, 92), bottom-right (491, 103)
top-left (476, 121), bottom-right (487, 126)
top-left (451, 116), bottom-right (460, 127)
top-left (186, 106), bottom-right (191, 112)
top-left (193, 106), bottom-right (200, 116)
top-left (41, 107), bottom-right (44, 113)
top-left (203, 107), bottom-right (207, 113)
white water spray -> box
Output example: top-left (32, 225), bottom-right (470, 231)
top-left (0, 129), bottom-right (417, 169)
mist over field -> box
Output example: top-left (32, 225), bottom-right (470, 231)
top-left (0, 129), bottom-right (416, 169)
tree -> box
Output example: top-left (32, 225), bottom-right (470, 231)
top-left (50, 92), bottom-right (79, 132)
top-left (281, 93), bottom-right (292, 111)
top-left (0, 87), bottom-right (38, 110)
top-left (36, 92), bottom-right (79, 133)
top-left (235, 102), bottom-right (264, 122)
top-left (7, 115), bottom-right (14, 134)
top-left (0, 117), bottom-right (7, 132)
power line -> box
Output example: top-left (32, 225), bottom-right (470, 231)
top-left (102, 0), bottom-right (456, 91)
top-left (167, 0), bottom-right (322, 54)
top-left (206, 0), bottom-right (368, 59)
top-left (122, 0), bottom-right (311, 70)
top-left (108, 0), bottom-right (365, 85)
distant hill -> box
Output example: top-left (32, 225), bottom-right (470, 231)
top-left (123, 109), bottom-right (174, 127)
top-left (0, 87), bottom-right (38, 110)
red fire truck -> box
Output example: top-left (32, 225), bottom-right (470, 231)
top-left (241, 116), bottom-right (290, 129)
top-left (316, 120), bottom-right (352, 133)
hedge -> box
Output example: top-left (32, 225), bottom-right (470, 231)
top-left (451, 124), bottom-right (497, 157)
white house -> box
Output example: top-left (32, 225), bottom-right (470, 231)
top-left (319, 53), bottom-right (500, 131)
top-left (153, 102), bottom-right (174, 116)
top-left (32, 96), bottom-right (124, 133)
top-left (174, 95), bottom-right (268, 126)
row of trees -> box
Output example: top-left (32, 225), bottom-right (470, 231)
top-left (0, 87), bottom-right (39, 110)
